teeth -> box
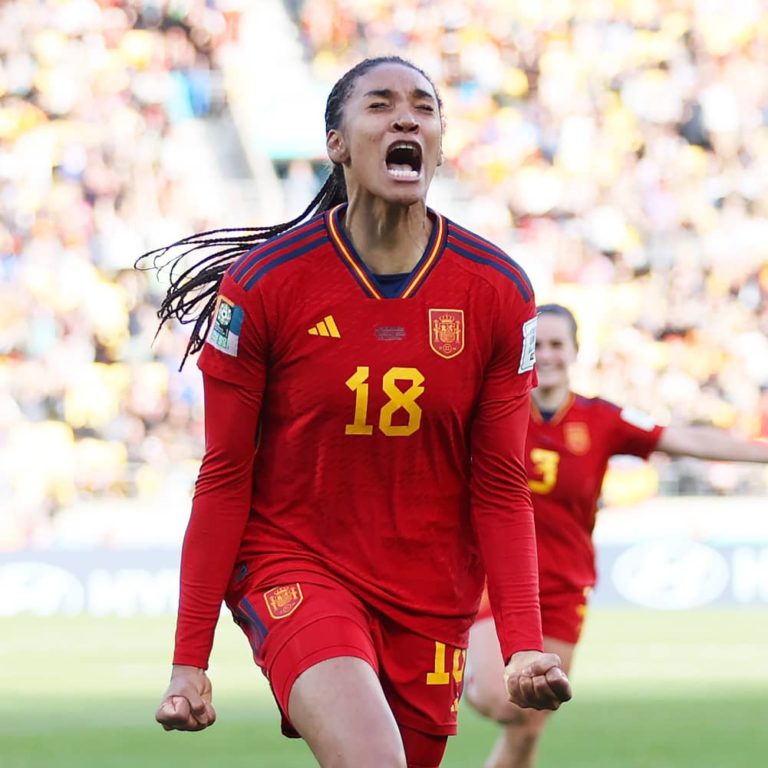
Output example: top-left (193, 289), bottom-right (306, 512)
top-left (388, 168), bottom-right (420, 178)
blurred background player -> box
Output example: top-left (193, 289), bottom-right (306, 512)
top-left (464, 303), bottom-right (768, 768)
top-left (145, 56), bottom-right (570, 768)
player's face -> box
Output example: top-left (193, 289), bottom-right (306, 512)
top-left (327, 63), bottom-right (443, 206)
top-left (534, 314), bottom-right (577, 390)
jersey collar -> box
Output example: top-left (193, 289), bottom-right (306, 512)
top-left (531, 392), bottom-right (575, 426)
top-left (326, 203), bottom-right (446, 299)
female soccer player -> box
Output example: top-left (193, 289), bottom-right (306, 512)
top-left (142, 57), bottom-right (571, 768)
top-left (465, 303), bottom-right (768, 768)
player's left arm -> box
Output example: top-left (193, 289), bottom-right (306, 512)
top-left (469, 283), bottom-right (571, 710)
top-left (469, 293), bottom-right (540, 658)
top-left (657, 425), bottom-right (768, 463)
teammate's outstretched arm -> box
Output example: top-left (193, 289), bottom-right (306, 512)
top-left (658, 426), bottom-right (768, 463)
top-left (504, 650), bottom-right (572, 711)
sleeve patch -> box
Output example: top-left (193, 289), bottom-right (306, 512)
top-left (206, 295), bottom-right (244, 357)
top-left (518, 316), bottom-right (537, 373)
top-left (619, 406), bottom-right (656, 432)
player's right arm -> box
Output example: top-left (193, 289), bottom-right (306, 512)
top-left (157, 276), bottom-right (267, 732)
top-left (657, 425), bottom-right (768, 462)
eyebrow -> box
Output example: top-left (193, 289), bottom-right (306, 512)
top-left (363, 88), bottom-right (436, 102)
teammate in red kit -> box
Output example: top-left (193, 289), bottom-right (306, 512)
top-left (140, 57), bottom-right (571, 768)
top-left (465, 303), bottom-right (768, 768)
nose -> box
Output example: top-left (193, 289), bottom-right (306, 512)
top-left (535, 343), bottom-right (551, 362)
top-left (393, 112), bottom-right (419, 132)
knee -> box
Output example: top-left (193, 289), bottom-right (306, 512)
top-left (465, 677), bottom-right (523, 725)
top-left (322, 742), bottom-right (406, 768)
top-left (362, 746), bottom-right (407, 768)
top-left (511, 708), bottom-right (549, 740)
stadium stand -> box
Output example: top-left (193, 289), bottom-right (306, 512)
top-left (2, 0), bottom-right (766, 550)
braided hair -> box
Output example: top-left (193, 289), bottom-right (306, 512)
top-left (137, 55), bottom-right (442, 368)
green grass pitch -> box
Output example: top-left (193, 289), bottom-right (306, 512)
top-left (2, 609), bottom-right (767, 767)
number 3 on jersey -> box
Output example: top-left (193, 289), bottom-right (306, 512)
top-left (528, 448), bottom-right (560, 494)
top-left (345, 366), bottom-right (424, 437)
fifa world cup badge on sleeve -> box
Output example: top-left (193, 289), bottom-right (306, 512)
top-left (519, 316), bottom-right (537, 373)
top-left (429, 309), bottom-right (464, 359)
top-left (264, 584), bottom-right (304, 619)
top-left (207, 295), bottom-right (244, 356)
top-left (620, 407), bottom-right (656, 432)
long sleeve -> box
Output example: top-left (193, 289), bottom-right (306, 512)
top-left (172, 372), bottom-right (263, 667)
top-left (471, 388), bottom-right (542, 662)
top-left (471, 292), bottom-right (542, 662)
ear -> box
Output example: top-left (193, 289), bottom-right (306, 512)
top-left (327, 129), bottom-right (349, 164)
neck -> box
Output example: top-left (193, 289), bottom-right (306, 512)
top-left (343, 194), bottom-right (432, 274)
top-left (533, 384), bottom-right (571, 413)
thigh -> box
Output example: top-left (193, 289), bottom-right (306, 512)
top-left (229, 573), bottom-right (378, 732)
top-left (465, 616), bottom-right (576, 724)
top-left (543, 634), bottom-right (576, 675)
top-left (465, 616), bottom-right (507, 713)
top-left (289, 656), bottom-right (406, 768)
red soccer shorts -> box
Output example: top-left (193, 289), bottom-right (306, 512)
top-left (475, 586), bottom-right (589, 645)
top-left (227, 569), bottom-right (466, 741)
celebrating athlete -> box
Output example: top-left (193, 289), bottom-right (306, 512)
top-left (141, 57), bottom-right (571, 768)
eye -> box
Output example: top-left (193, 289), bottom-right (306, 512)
top-left (368, 102), bottom-right (388, 109)
top-left (417, 104), bottom-right (435, 113)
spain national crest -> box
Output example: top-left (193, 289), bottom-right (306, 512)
top-left (429, 309), bottom-right (464, 359)
top-left (564, 422), bottom-right (591, 456)
top-left (263, 583), bottom-right (304, 619)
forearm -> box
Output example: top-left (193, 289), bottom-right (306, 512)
top-left (475, 504), bottom-right (542, 661)
top-left (173, 373), bottom-right (261, 668)
top-left (658, 426), bottom-right (768, 463)
top-left (173, 482), bottom-right (252, 667)
top-left (471, 390), bottom-right (543, 660)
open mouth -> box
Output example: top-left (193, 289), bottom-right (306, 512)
top-left (385, 142), bottom-right (422, 179)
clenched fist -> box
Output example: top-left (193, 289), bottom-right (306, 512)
top-left (156, 665), bottom-right (217, 732)
top-left (504, 650), bottom-right (572, 711)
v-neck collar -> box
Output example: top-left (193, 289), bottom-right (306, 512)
top-left (531, 392), bottom-right (575, 426)
top-left (326, 203), bottom-right (446, 299)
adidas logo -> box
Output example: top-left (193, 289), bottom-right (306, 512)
top-left (308, 315), bottom-right (340, 338)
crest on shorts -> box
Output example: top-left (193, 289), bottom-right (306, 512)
top-left (263, 583), bottom-right (304, 619)
top-left (429, 309), bottom-right (464, 359)
top-left (564, 422), bottom-right (591, 455)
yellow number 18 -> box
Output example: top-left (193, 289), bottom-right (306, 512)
top-left (345, 366), bottom-right (425, 437)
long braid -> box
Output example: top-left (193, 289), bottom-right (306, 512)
top-left (136, 166), bottom-right (347, 367)
top-left (138, 55), bottom-right (440, 367)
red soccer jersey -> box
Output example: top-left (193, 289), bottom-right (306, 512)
top-left (528, 395), bottom-right (663, 596)
top-left (174, 204), bottom-right (542, 667)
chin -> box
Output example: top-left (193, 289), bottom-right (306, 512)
top-left (383, 186), bottom-right (426, 207)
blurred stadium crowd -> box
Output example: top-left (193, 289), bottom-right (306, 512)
top-left (2, 0), bottom-right (767, 549)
